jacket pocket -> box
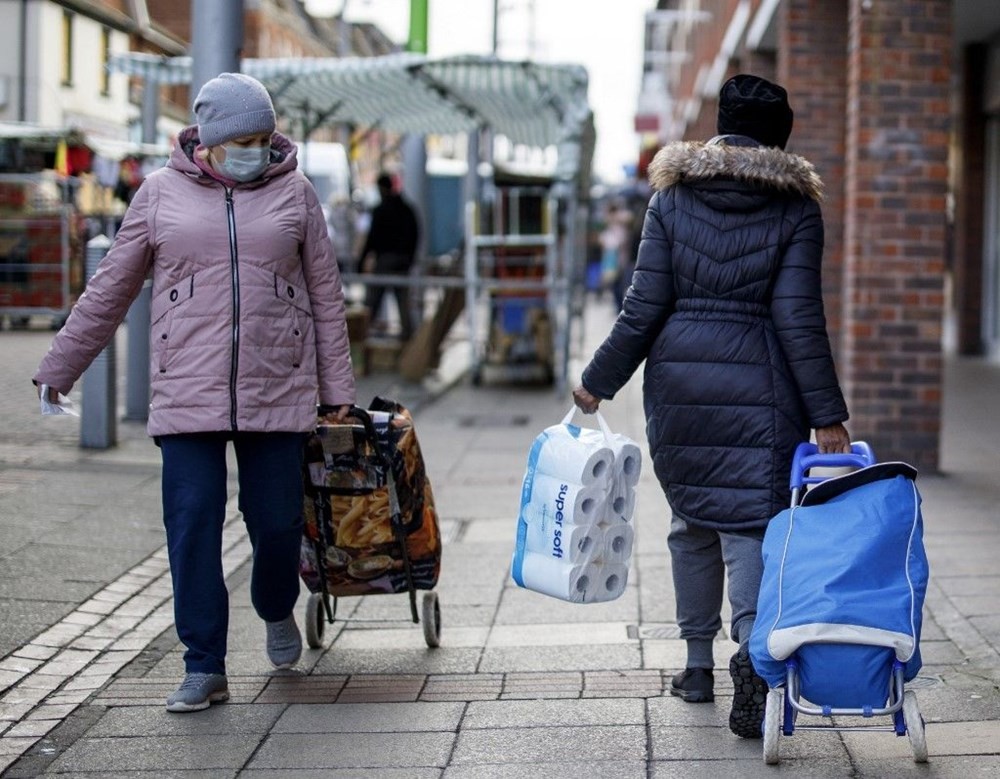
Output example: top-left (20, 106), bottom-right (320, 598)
top-left (274, 273), bottom-right (312, 368)
top-left (151, 275), bottom-right (195, 374)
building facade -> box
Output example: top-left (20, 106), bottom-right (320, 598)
top-left (0, 0), bottom-right (183, 142)
top-left (635, 0), bottom-right (1000, 472)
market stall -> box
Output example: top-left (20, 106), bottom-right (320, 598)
top-left (0, 122), bottom-right (169, 328)
top-left (107, 52), bottom-right (594, 388)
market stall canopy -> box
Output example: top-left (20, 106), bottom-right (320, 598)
top-left (107, 52), bottom-right (592, 181)
top-left (0, 121), bottom-right (170, 160)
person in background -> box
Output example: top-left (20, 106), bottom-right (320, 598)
top-left (357, 172), bottom-right (420, 341)
top-left (573, 74), bottom-right (851, 739)
top-left (33, 72), bottom-right (356, 713)
top-left (598, 202), bottom-right (629, 311)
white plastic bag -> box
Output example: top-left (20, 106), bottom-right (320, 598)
top-left (39, 384), bottom-right (79, 417)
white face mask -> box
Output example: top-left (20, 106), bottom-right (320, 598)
top-left (217, 144), bottom-right (271, 182)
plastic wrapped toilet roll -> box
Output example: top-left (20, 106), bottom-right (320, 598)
top-left (565, 426), bottom-right (641, 488)
top-left (610, 437), bottom-right (642, 486)
top-left (513, 552), bottom-right (604, 603)
top-left (532, 426), bottom-right (614, 487)
top-left (606, 485), bottom-right (637, 524)
top-left (521, 473), bottom-right (606, 527)
top-left (601, 523), bottom-right (635, 564)
top-left (523, 517), bottom-right (601, 563)
top-left (593, 563), bottom-right (629, 602)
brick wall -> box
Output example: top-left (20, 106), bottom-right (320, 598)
top-left (673, 0), bottom-right (744, 141)
top-left (841, 0), bottom-right (952, 471)
top-left (146, 0), bottom-right (190, 43)
top-left (778, 0), bottom-right (848, 355)
top-left (738, 50), bottom-right (776, 82)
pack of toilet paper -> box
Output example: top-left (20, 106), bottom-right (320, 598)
top-left (511, 407), bottom-right (641, 603)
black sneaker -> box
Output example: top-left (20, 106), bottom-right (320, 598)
top-left (729, 646), bottom-right (767, 738)
top-left (669, 667), bottom-right (715, 703)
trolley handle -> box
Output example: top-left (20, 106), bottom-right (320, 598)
top-left (790, 441), bottom-right (876, 490)
top-left (317, 404), bottom-right (390, 467)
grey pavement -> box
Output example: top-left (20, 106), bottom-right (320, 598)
top-left (1, 301), bottom-right (999, 777)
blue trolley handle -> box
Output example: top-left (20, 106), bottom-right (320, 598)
top-left (789, 441), bottom-right (876, 506)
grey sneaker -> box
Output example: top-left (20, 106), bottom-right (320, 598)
top-left (266, 614), bottom-right (302, 669)
top-left (165, 673), bottom-right (229, 713)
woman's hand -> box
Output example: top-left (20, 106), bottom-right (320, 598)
top-left (815, 422), bottom-right (851, 454)
top-left (331, 404), bottom-right (352, 423)
top-left (35, 383), bottom-right (58, 402)
top-left (573, 385), bottom-right (601, 414)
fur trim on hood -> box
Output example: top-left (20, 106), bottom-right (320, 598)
top-left (647, 140), bottom-right (823, 201)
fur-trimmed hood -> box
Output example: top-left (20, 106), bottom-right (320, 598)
top-left (647, 137), bottom-right (823, 201)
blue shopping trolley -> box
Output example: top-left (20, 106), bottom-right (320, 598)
top-left (751, 442), bottom-right (929, 765)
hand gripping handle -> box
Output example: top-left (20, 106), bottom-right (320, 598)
top-left (790, 441), bottom-right (876, 490)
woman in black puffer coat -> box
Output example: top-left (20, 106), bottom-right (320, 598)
top-left (574, 75), bottom-right (851, 739)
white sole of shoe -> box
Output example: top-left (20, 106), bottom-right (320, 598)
top-left (165, 689), bottom-right (230, 713)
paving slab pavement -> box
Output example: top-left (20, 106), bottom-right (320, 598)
top-left (1, 302), bottom-right (1000, 776)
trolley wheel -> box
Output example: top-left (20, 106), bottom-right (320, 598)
top-left (902, 689), bottom-right (928, 763)
top-left (304, 592), bottom-right (325, 649)
top-left (763, 688), bottom-right (782, 764)
top-left (421, 591), bottom-right (441, 648)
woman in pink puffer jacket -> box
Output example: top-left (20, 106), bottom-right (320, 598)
top-left (34, 73), bottom-right (356, 712)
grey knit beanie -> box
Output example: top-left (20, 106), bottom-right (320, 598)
top-left (193, 73), bottom-right (276, 147)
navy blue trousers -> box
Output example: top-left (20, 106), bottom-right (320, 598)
top-left (159, 432), bottom-right (306, 674)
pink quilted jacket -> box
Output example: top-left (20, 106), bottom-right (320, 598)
top-left (34, 129), bottom-right (356, 437)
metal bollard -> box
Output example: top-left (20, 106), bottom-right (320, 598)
top-left (80, 235), bottom-right (117, 449)
top-left (124, 280), bottom-right (151, 421)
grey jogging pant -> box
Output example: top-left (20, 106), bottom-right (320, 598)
top-left (667, 514), bottom-right (765, 649)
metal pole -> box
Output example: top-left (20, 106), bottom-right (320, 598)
top-left (18, 0), bottom-right (28, 121)
top-left (80, 236), bottom-right (117, 449)
top-left (408, 0), bottom-right (428, 54)
top-left (492, 0), bottom-right (499, 55)
top-left (464, 128), bottom-right (480, 209)
top-left (404, 0), bottom-right (429, 335)
top-left (463, 201), bottom-right (479, 381)
top-left (191, 0), bottom-right (244, 100)
top-left (402, 135), bottom-right (428, 334)
top-left (123, 82), bottom-right (160, 422)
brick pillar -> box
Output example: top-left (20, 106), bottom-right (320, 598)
top-left (777, 0), bottom-right (849, 355)
top-left (842, 0), bottom-right (952, 471)
top-left (953, 44), bottom-right (987, 356)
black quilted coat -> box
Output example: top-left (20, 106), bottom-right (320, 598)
top-left (582, 136), bottom-right (848, 531)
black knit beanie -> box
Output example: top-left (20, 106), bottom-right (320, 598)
top-left (717, 74), bottom-right (794, 149)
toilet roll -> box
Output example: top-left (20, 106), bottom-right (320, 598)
top-left (593, 563), bottom-right (629, 602)
top-left (563, 426), bottom-right (641, 488)
top-left (610, 437), bottom-right (642, 486)
top-left (601, 523), bottom-right (635, 564)
top-left (606, 485), bottom-right (637, 524)
top-left (532, 426), bottom-right (614, 487)
top-left (523, 517), bottom-right (601, 563)
top-left (521, 473), bottom-right (606, 527)
top-left (513, 552), bottom-right (604, 603)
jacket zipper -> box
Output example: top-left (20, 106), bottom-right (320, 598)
top-left (225, 187), bottom-right (240, 431)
